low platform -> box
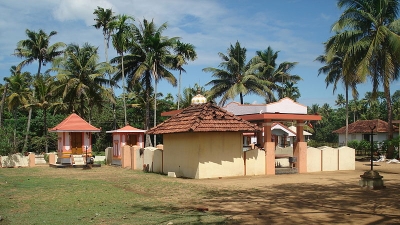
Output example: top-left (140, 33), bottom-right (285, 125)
top-left (276, 167), bottom-right (298, 175)
top-left (49, 163), bottom-right (102, 168)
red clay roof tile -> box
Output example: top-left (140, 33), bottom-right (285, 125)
top-left (146, 102), bottom-right (261, 135)
top-left (49, 113), bottom-right (100, 132)
top-left (332, 119), bottom-right (397, 134)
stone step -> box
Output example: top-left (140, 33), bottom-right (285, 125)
top-left (72, 155), bottom-right (85, 165)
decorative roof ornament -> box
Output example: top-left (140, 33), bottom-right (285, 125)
top-left (191, 89), bottom-right (207, 105)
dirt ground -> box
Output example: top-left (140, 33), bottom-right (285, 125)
top-left (180, 161), bottom-right (400, 224)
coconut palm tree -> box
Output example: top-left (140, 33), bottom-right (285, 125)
top-left (251, 47), bottom-right (301, 103)
top-left (335, 94), bottom-right (346, 108)
top-left (112, 14), bottom-right (134, 126)
top-left (5, 70), bottom-right (32, 151)
top-left (330, 0), bottom-right (400, 158)
top-left (53, 43), bottom-right (114, 120)
top-left (0, 83), bottom-right (6, 127)
top-left (0, 66), bottom-right (16, 128)
top-left (26, 74), bottom-right (57, 153)
top-left (14, 29), bottom-right (65, 151)
top-left (279, 81), bottom-right (301, 101)
top-left (308, 104), bottom-right (320, 136)
top-left (93, 7), bottom-right (118, 128)
top-left (203, 41), bottom-right (268, 106)
top-left (316, 50), bottom-right (359, 146)
top-left (172, 41), bottom-right (197, 109)
top-left (93, 7), bottom-right (116, 63)
top-left (112, 18), bottom-right (178, 146)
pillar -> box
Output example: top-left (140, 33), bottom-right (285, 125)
top-left (256, 122), bottom-right (264, 147)
top-left (131, 145), bottom-right (141, 170)
top-left (263, 121), bottom-right (275, 175)
top-left (294, 121), bottom-right (307, 173)
top-left (121, 145), bottom-right (132, 168)
top-left (48, 153), bottom-right (56, 165)
top-left (28, 153), bottom-right (35, 167)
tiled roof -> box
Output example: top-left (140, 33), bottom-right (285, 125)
top-left (106, 125), bottom-right (146, 133)
top-left (271, 122), bottom-right (297, 137)
top-left (332, 119), bottom-right (397, 134)
top-left (146, 102), bottom-right (261, 135)
top-left (49, 113), bottom-right (100, 132)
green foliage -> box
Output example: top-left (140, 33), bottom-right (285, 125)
top-left (358, 140), bottom-right (370, 151)
top-left (0, 125), bottom-right (19, 155)
top-left (43, 153), bottom-right (49, 162)
top-left (347, 140), bottom-right (359, 149)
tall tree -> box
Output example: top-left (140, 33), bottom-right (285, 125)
top-left (93, 7), bottom-right (116, 63)
top-left (203, 41), bottom-right (268, 106)
top-left (28, 74), bottom-right (57, 153)
top-left (335, 94), bottom-right (346, 108)
top-left (172, 41), bottom-right (197, 109)
top-left (253, 46), bottom-right (301, 103)
top-left (0, 67), bottom-right (17, 128)
top-left (279, 81), bottom-right (301, 101)
top-left (330, 0), bottom-right (400, 158)
top-left (112, 14), bottom-right (134, 126)
top-left (308, 104), bottom-right (320, 137)
top-left (14, 29), bottom-right (64, 151)
top-left (113, 18), bottom-right (178, 146)
top-left (53, 43), bottom-right (114, 120)
top-left (5, 70), bottom-right (32, 151)
top-left (93, 7), bottom-right (118, 129)
top-left (316, 50), bottom-right (359, 146)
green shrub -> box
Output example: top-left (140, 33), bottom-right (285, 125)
top-left (347, 140), bottom-right (359, 149)
top-left (43, 153), bottom-right (49, 163)
top-left (359, 140), bottom-right (370, 151)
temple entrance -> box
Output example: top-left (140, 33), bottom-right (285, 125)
top-left (127, 134), bottom-right (138, 146)
top-left (71, 132), bottom-right (83, 154)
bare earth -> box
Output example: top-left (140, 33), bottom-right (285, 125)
top-left (179, 161), bottom-right (400, 224)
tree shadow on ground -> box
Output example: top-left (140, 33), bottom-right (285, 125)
top-left (200, 179), bottom-right (400, 224)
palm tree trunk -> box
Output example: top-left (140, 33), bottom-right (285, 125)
top-left (23, 61), bottom-right (42, 152)
top-left (0, 83), bottom-right (8, 127)
top-left (13, 110), bottom-right (17, 152)
top-left (384, 83), bottom-right (394, 158)
top-left (121, 52), bottom-right (127, 126)
top-left (154, 76), bottom-right (157, 146)
top-left (178, 70), bottom-right (182, 109)
top-left (44, 107), bottom-right (48, 153)
top-left (145, 73), bottom-right (152, 147)
top-left (104, 36), bottom-right (109, 63)
top-left (345, 85), bottom-right (349, 146)
top-left (240, 93), bottom-right (244, 104)
top-left (105, 36), bottom-right (116, 129)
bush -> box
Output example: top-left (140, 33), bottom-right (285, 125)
top-left (347, 140), bottom-right (359, 149)
top-left (0, 126), bottom-right (21, 155)
top-left (359, 140), bottom-right (371, 151)
top-left (43, 153), bottom-right (49, 163)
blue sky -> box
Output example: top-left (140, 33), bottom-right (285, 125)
top-left (0, 0), bottom-right (396, 107)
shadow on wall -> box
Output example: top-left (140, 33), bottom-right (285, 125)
top-left (1, 153), bottom-right (26, 167)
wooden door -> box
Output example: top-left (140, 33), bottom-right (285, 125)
top-left (127, 134), bottom-right (138, 146)
top-left (71, 132), bottom-right (83, 155)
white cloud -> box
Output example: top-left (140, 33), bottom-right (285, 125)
top-left (53, 0), bottom-right (116, 25)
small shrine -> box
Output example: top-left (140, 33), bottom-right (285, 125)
top-left (49, 113), bottom-right (100, 164)
top-left (106, 124), bottom-right (146, 165)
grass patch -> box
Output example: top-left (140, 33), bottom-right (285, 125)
top-left (0, 166), bottom-right (229, 224)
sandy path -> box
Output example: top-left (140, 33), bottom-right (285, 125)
top-left (180, 161), bottom-right (400, 224)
